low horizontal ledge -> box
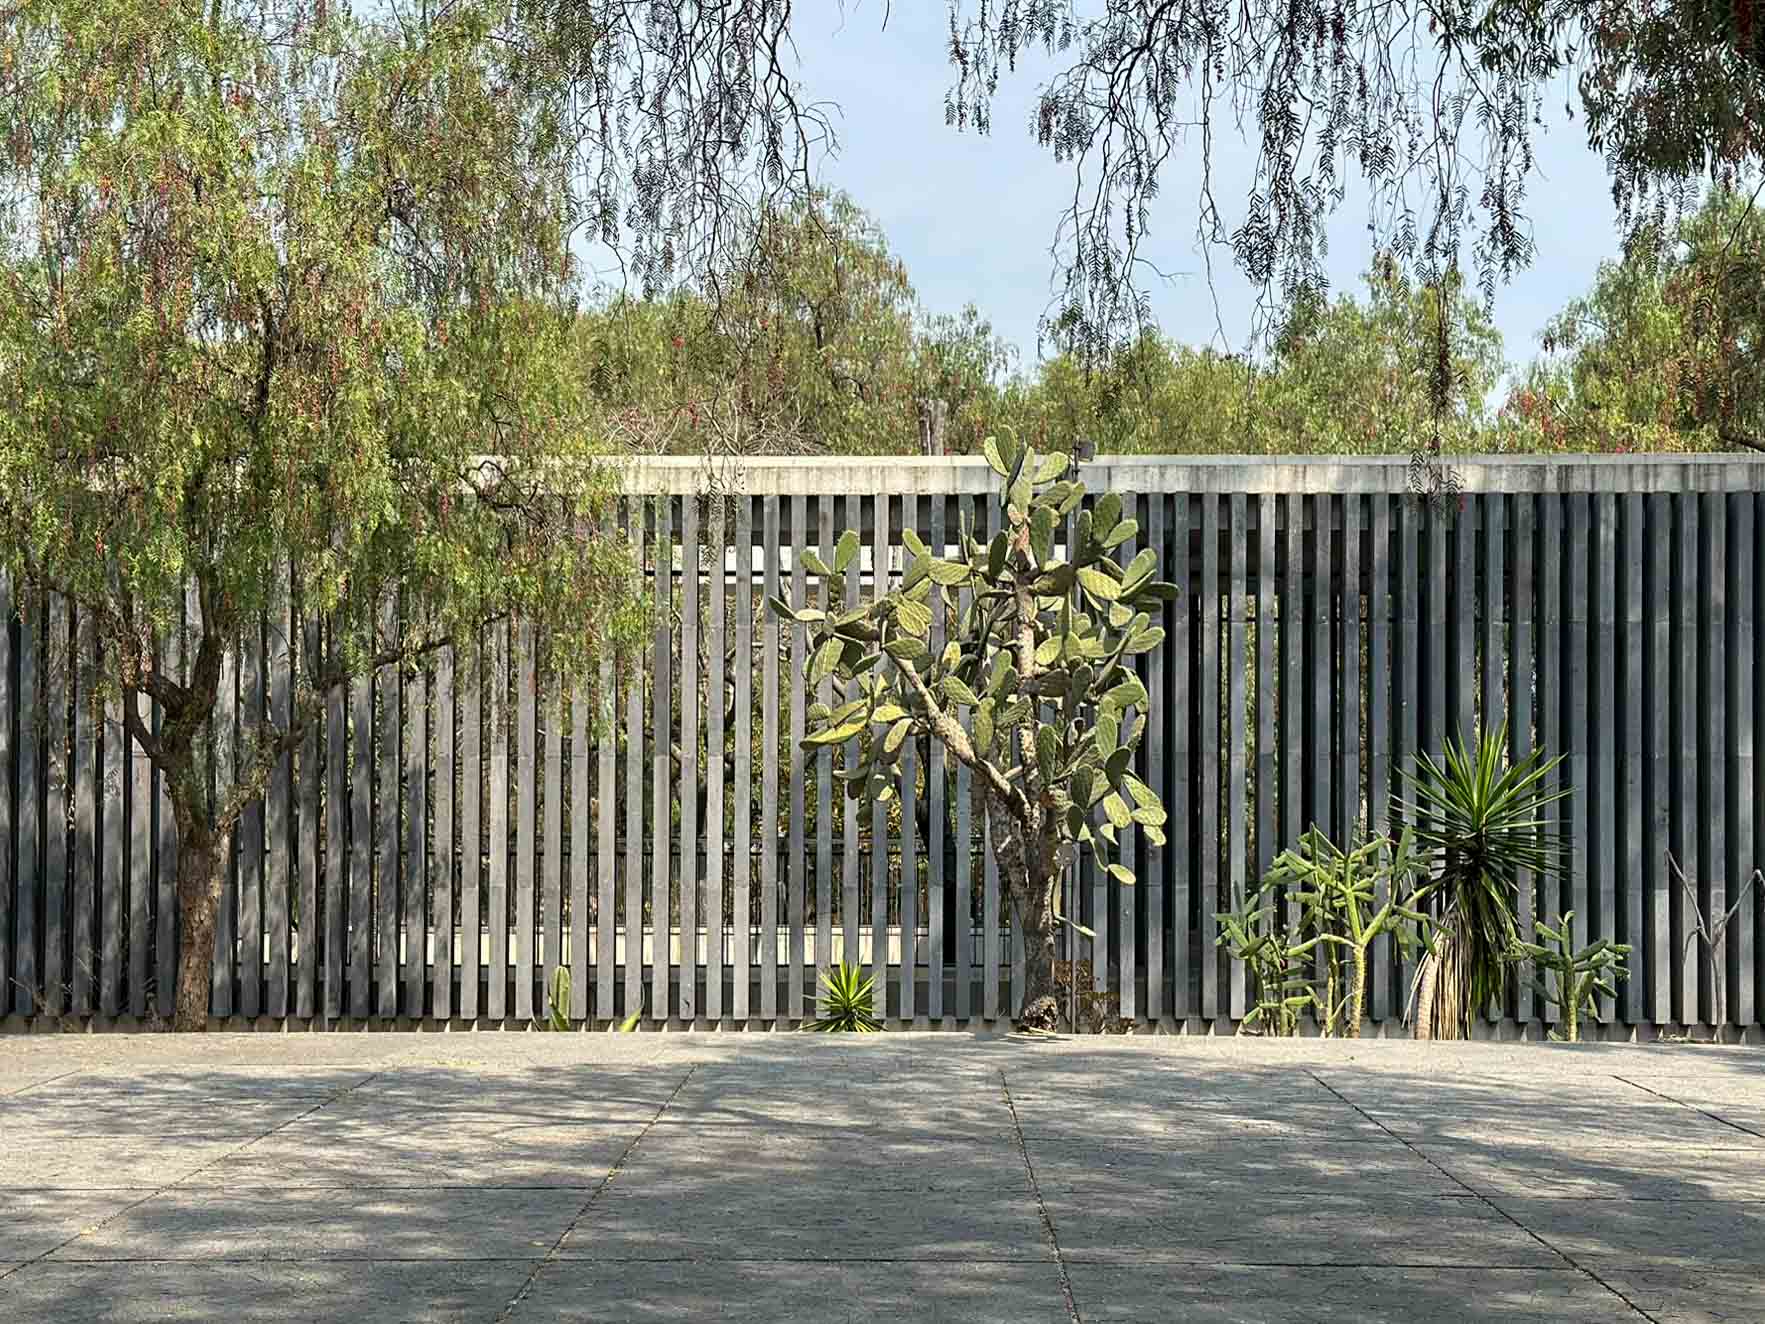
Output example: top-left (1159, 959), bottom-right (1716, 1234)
top-left (609, 453), bottom-right (1765, 496)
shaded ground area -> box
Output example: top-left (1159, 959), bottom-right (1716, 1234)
top-left (0, 1034), bottom-right (1761, 1322)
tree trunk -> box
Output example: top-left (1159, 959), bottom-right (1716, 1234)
top-left (171, 821), bottom-right (228, 1032)
top-left (1413, 944), bottom-right (1438, 1040)
top-left (1012, 866), bottom-right (1062, 1031)
top-left (1416, 915), bottom-right (1468, 1040)
top-left (981, 784), bottom-right (1064, 1030)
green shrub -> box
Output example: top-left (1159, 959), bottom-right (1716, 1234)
top-left (1510, 910), bottom-right (1630, 1043)
top-left (805, 962), bottom-right (883, 1032)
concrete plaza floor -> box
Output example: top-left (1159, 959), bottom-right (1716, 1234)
top-left (0, 1033), bottom-right (1760, 1322)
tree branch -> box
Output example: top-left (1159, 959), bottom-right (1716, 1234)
top-left (1718, 427), bottom-right (1765, 454)
top-left (896, 645), bottom-right (1028, 823)
top-left (120, 686), bottom-right (166, 765)
top-left (216, 691), bottom-right (321, 833)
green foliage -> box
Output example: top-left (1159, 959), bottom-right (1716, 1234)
top-left (543, 968), bottom-right (572, 1032)
top-left (1218, 826), bottom-right (1433, 1036)
top-left (0, 0), bottom-right (643, 1026)
top-left (570, 191), bottom-right (1013, 457)
top-left (1001, 268), bottom-right (1503, 456)
top-left (0, 0), bottom-right (644, 698)
top-left (805, 962), bottom-right (882, 1033)
top-left (570, 196), bottom-right (1764, 459)
top-left (520, 179), bottom-right (1765, 460)
top-left (770, 431), bottom-right (1170, 881)
top-left (1573, 8), bottom-right (1765, 232)
top-left (767, 431), bottom-right (1172, 1023)
top-left (537, 968), bottom-right (642, 1032)
top-left (945, 1), bottom-right (1763, 443)
top-left (1510, 911), bottom-right (1631, 1044)
top-left (566, 230), bottom-right (1573, 460)
top-left (1214, 894), bottom-right (1319, 1038)
top-left (1267, 826), bottom-right (1435, 1037)
top-left (1498, 188), bottom-right (1765, 453)
top-left (1399, 723), bottom-right (1572, 1038)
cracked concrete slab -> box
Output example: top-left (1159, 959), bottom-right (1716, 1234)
top-left (1340, 1100), bottom-right (1762, 1149)
top-left (1414, 1139), bottom-right (1765, 1200)
top-left (0, 1135), bottom-right (243, 1189)
top-left (189, 1120), bottom-right (641, 1188)
top-left (1044, 1189), bottom-right (1563, 1267)
top-left (1024, 1135), bottom-right (1467, 1197)
top-left (557, 1182), bottom-right (1054, 1263)
top-left (1485, 1196), bottom-right (1765, 1272)
top-left (0, 1191), bottom-right (158, 1263)
top-left (620, 1129), bottom-right (1029, 1192)
top-left (1582, 1265), bottom-right (1765, 1324)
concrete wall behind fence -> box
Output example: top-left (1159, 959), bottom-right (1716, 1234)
top-left (2, 455), bottom-right (1762, 1036)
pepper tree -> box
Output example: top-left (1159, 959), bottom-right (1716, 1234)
top-left (0, 0), bottom-right (644, 1029)
top-left (768, 433), bottom-right (1173, 1029)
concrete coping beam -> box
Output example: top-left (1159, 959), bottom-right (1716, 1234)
top-left (611, 453), bottom-right (1765, 496)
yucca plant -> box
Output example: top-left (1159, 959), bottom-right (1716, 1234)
top-left (805, 961), bottom-right (883, 1032)
top-left (1399, 722), bottom-right (1571, 1040)
top-left (1511, 910), bottom-right (1630, 1043)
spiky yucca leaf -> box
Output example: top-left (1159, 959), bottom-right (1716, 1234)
top-left (806, 961), bottom-right (883, 1032)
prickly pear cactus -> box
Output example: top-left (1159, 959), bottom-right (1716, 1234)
top-left (767, 432), bottom-right (1175, 1028)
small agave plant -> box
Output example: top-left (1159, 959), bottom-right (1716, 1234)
top-left (806, 961), bottom-right (883, 1032)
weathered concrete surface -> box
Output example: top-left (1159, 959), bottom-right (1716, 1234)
top-left (616, 452), bottom-right (1765, 497)
top-left (0, 1034), bottom-right (1761, 1322)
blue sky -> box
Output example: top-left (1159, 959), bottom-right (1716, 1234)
top-left (776, 4), bottom-right (1621, 374)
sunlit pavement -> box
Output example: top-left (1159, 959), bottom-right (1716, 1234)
top-left (1, 1033), bottom-right (1760, 1322)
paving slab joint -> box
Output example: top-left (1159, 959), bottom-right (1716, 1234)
top-left (1306, 1070), bottom-right (1663, 1322)
top-left (0, 1066), bottom-right (390, 1284)
top-left (1610, 1073), bottom-right (1765, 1140)
top-left (493, 1064), bottom-right (700, 1323)
top-left (999, 1067), bottom-right (1083, 1324)
top-left (0, 1068), bottom-right (80, 1098)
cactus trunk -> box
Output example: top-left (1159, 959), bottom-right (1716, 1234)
top-left (1345, 947), bottom-right (1368, 1038)
top-left (983, 784), bottom-right (1063, 1030)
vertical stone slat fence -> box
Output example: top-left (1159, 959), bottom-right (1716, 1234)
top-left (0, 455), bottom-right (1760, 1037)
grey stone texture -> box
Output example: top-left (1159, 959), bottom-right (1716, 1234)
top-left (0, 1034), bottom-right (1760, 1322)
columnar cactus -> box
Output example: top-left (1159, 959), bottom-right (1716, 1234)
top-left (767, 433), bottom-right (1173, 1028)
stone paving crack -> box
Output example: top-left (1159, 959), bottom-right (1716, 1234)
top-left (1611, 1073), bottom-right (1765, 1140)
top-left (1307, 1071), bottom-right (1662, 1323)
top-left (1, 1068), bottom-right (82, 1098)
top-left (0, 1067), bottom-right (388, 1284)
top-left (999, 1067), bottom-right (1083, 1324)
top-left (492, 1064), bottom-right (699, 1324)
